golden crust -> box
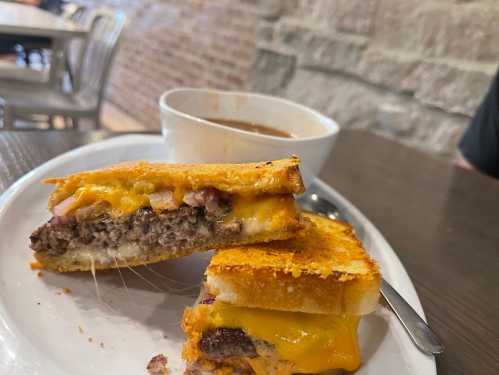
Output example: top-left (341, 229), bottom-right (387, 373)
top-left (182, 304), bottom-right (211, 365)
top-left (209, 213), bottom-right (379, 279)
top-left (44, 158), bottom-right (304, 210)
top-left (207, 268), bottom-right (380, 315)
top-left (206, 213), bottom-right (381, 314)
top-left (34, 246), bottom-right (199, 273)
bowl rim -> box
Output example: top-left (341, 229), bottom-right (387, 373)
top-left (158, 87), bottom-right (340, 143)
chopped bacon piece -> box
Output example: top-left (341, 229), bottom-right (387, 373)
top-left (147, 354), bottom-right (169, 375)
top-left (200, 294), bottom-right (216, 305)
top-left (183, 188), bottom-right (226, 215)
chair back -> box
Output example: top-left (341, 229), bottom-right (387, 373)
top-left (74, 9), bottom-right (126, 110)
top-left (63, 4), bottom-right (87, 82)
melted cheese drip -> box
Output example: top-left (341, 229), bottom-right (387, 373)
top-left (71, 184), bottom-right (149, 217)
top-left (60, 183), bottom-right (188, 217)
top-left (206, 302), bottom-right (361, 373)
top-left (225, 194), bottom-right (298, 235)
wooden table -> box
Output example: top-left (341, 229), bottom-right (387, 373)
top-left (0, 130), bottom-right (497, 375)
top-left (0, 2), bottom-right (85, 37)
top-left (0, 2), bottom-right (87, 86)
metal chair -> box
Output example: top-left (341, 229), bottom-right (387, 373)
top-left (62, 3), bottom-right (86, 21)
top-left (62, 3), bottom-right (87, 86)
top-left (0, 9), bottom-right (126, 130)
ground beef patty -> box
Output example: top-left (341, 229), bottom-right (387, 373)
top-left (200, 328), bottom-right (257, 359)
top-left (30, 205), bottom-right (241, 256)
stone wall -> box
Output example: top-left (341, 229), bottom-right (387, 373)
top-left (250, 0), bottom-right (499, 157)
top-left (79, 0), bottom-right (498, 158)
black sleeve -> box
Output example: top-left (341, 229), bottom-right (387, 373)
top-left (458, 69), bottom-right (499, 178)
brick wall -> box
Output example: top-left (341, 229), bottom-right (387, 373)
top-left (75, 0), bottom-right (259, 128)
top-left (80, 0), bottom-right (498, 158)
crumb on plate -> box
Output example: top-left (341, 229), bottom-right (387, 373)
top-left (56, 287), bottom-right (72, 295)
top-left (88, 337), bottom-right (93, 343)
top-left (78, 325), bottom-right (84, 334)
top-left (37, 271), bottom-right (43, 277)
top-left (100, 342), bottom-right (104, 348)
top-left (30, 262), bottom-right (43, 270)
top-left (147, 354), bottom-right (168, 375)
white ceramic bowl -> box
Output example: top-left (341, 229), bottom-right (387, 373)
top-left (159, 88), bottom-right (339, 182)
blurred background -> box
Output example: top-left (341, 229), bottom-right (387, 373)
top-left (1, 0), bottom-right (499, 160)
top-left (78, 0), bottom-right (498, 159)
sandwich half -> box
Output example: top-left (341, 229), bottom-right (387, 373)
top-left (29, 158), bottom-right (304, 272)
top-left (182, 213), bottom-right (381, 374)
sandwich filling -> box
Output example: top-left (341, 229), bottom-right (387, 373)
top-left (30, 186), bottom-right (299, 263)
top-left (183, 296), bottom-right (361, 374)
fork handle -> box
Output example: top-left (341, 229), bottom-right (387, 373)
top-left (380, 278), bottom-right (444, 355)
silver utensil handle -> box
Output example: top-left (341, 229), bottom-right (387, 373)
top-left (381, 278), bottom-right (444, 355)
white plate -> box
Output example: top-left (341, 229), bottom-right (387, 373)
top-left (0, 135), bottom-right (436, 375)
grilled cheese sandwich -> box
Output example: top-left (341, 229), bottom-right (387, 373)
top-left (183, 300), bottom-right (361, 374)
top-left (182, 213), bottom-right (381, 374)
top-left (30, 158), bottom-right (305, 272)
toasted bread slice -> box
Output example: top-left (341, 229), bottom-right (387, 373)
top-left (206, 213), bottom-right (381, 315)
top-left (181, 214), bottom-right (379, 374)
top-left (44, 157), bottom-right (304, 212)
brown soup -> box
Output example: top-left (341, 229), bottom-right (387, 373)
top-left (204, 118), bottom-right (293, 138)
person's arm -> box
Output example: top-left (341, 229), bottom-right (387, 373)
top-left (456, 150), bottom-right (476, 171)
top-left (20, 0), bottom-right (42, 6)
top-left (457, 70), bottom-right (499, 178)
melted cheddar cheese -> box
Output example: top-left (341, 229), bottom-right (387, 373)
top-left (71, 184), bottom-right (149, 217)
top-left (57, 183), bottom-right (299, 233)
top-left (225, 194), bottom-right (299, 235)
top-left (200, 302), bottom-right (361, 373)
